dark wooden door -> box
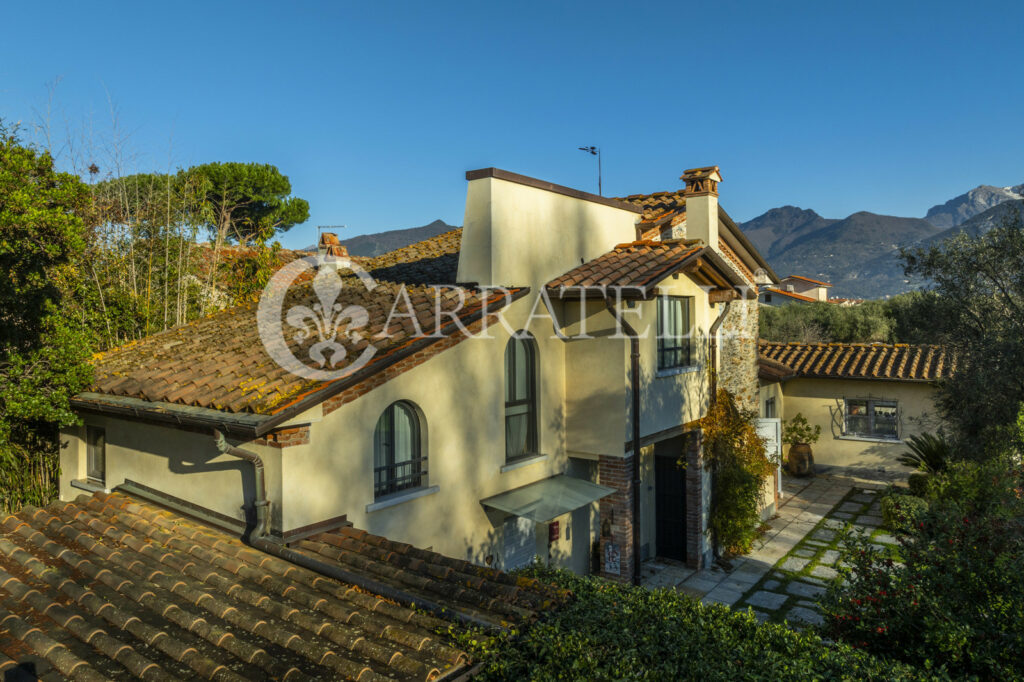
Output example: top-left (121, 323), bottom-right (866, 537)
top-left (655, 455), bottom-right (687, 561)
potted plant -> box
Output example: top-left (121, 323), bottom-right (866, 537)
top-left (783, 413), bottom-right (821, 477)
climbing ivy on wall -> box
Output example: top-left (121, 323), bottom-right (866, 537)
top-left (700, 388), bottom-right (775, 556)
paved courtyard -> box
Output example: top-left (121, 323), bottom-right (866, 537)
top-left (641, 465), bottom-right (907, 628)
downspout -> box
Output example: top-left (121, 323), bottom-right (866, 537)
top-left (211, 431), bottom-right (496, 630)
top-left (708, 299), bottom-right (733, 403)
top-left (213, 430), bottom-right (271, 538)
top-left (605, 300), bottom-right (643, 586)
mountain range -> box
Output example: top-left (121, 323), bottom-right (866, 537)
top-left (307, 185), bottom-right (1024, 299)
top-left (739, 185), bottom-right (1024, 299)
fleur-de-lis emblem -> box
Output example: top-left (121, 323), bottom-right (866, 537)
top-left (285, 267), bottom-right (368, 368)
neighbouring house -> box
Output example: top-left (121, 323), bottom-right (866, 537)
top-left (759, 275), bottom-right (832, 306)
top-left (60, 164), bottom-right (777, 594)
top-left (758, 341), bottom-right (952, 468)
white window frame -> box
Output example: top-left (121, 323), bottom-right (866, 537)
top-left (841, 397), bottom-right (900, 442)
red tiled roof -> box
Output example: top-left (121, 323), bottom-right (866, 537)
top-left (84, 279), bottom-right (520, 417)
top-left (615, 190), bottom-right (686, 229)
top-left (358, 229), bottom-right (463, 286)
top-left (762, 287), bottom-right (817, 303)
top-left (759, 341), bottom-right (952, 382)
top-left (0, 492), bottom-right (559, 680)
top-left (545, 240), bottom-right (703, 298)
top-left (783, 275), bottom-right (832, 287)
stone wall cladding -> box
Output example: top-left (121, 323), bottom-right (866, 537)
top-left (598, 454), bottom-right (635, 582)
top-left (720, 298), bottom-right (759, 412)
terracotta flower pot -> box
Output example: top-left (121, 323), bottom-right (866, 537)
top-left (788, 442), bottom-right (815, 477)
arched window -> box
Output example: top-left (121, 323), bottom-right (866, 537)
top-left (505, 333), bottom-right (538, 462)
top-left (373, 401), bottom-right (425, 498)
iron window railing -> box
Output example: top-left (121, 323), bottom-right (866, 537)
top-left (373, 402), bottom-right (426, 498)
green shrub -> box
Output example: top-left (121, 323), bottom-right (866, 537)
top-left (880, 494), bottom-right (929, 532)
top-left (907, 472), bottom-right (930, 497)
top-left (897, 433), bottom-right (952, 474)
top-left (782, 412), bottom-right (821, 446)
top-left (453, 565), bottom-right (932, 681)
top-left (822, 460), bottom-right (1024, 679)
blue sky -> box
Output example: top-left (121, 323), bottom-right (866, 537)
top-left (2, 1), bottom-right (1022, 249)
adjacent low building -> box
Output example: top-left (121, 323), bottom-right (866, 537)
top-left (758, 341), bottom-right (952, 468)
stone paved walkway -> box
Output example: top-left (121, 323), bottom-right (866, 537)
top-left (641, 464), bottom-right (908, 628)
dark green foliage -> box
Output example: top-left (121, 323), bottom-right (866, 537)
top-left (907, 472), bottom-right (930, 497)
top-left (902, 208), bottom-right (1024, 451)
top-left (880, 493), bottom-right (929, 533)
top-left (823, 459), bottom-right (1024, 679)
top-left (759, 292), bottom-right (941, 345)
top-left (187, 162), bottom-right (309, 246)
top-left (452, 565), bottom-right (934, 680)
top-left (897, 433), bottom-right (952, 474)
top-left (0, 122), bottom-right (93, 510)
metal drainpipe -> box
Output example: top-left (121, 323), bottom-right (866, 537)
top-left (604, 300), bottom-right (643, 586)
top-left (211, 431), bottom-right (496, 630)
top-left (708, 300), bottom-right (733, 404)
top-left (213, 430), bottom-right (271, 538)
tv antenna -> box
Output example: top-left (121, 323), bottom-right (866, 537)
top-left (578, 146), bottom-right (602, 196)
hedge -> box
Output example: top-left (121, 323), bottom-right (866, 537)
top-left (448, 565), bottom-right (941, 681)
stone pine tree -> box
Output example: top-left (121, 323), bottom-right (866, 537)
top-left (187, 162), bottom-right (310, 247)
top-left (0, 121), bottom-right (93, 510)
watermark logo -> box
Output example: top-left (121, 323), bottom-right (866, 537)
top-left (257, 255), bottom-right (379, 381)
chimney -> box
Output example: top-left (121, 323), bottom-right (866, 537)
top-left (681, 165), bottom-right (722, 249)
top-left (317, 232), bottom-right (348, 259)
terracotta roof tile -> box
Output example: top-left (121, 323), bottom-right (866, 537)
top-left (82, 230), bottom-right (516, 417)
top-left (759, 341), bottom-right (952, 382)
top-left (0, 492), bottom-right (560, 679)
top-left (782, 275), bottom-right (832, 287)
top-left (762, 287), bottom-right (817, 302)
top-left (546, 240), bottom-right (703, 298)
top-left (614, 190), bottom-right (687, 227)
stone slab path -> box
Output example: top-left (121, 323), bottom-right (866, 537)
top-left (641, 464), bottom-right (907, 629)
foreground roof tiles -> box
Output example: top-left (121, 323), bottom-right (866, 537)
top-left (0, 492), bottom-right (557, 680)
top-left (546, 240), bottom-right (703, 298)
top-left (759, 341), bottom-right (952, 382)
top-left (291, 526), bottom-right (565, 627)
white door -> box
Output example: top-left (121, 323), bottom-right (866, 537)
top-left (503, 516), bottom-right (535, 570)
top-left (756, 418), bottom-right (783, 497)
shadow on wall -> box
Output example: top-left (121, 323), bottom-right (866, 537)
top-left (154, 434), bottom-right (274, 531)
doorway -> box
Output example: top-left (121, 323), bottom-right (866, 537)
top-left (654, 440), bottom-right (688, 562)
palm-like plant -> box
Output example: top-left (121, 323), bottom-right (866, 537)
top-left (897, 432), bottom-right (952, 473)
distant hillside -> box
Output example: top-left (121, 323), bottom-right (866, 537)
top-left (739, 181), bottom-right (1024, 299)
top-left (741, 206), bottom-right (837, 258)
top-left (306, 219), bottom-right (459, 257)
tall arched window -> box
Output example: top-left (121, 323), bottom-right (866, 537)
top-left (505, 333), bottom-right (538, 462)
top-left (373, 401), bottom-right (425, 498)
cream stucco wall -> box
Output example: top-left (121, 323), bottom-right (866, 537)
top-left (765, 377), bottom-right (941, 468)
top-left (281, 294), bottom-right (570, 567)
top-left (60, 414), bottom-right (287, 529)
top-left (457, 175), bottom-right (638, 288)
